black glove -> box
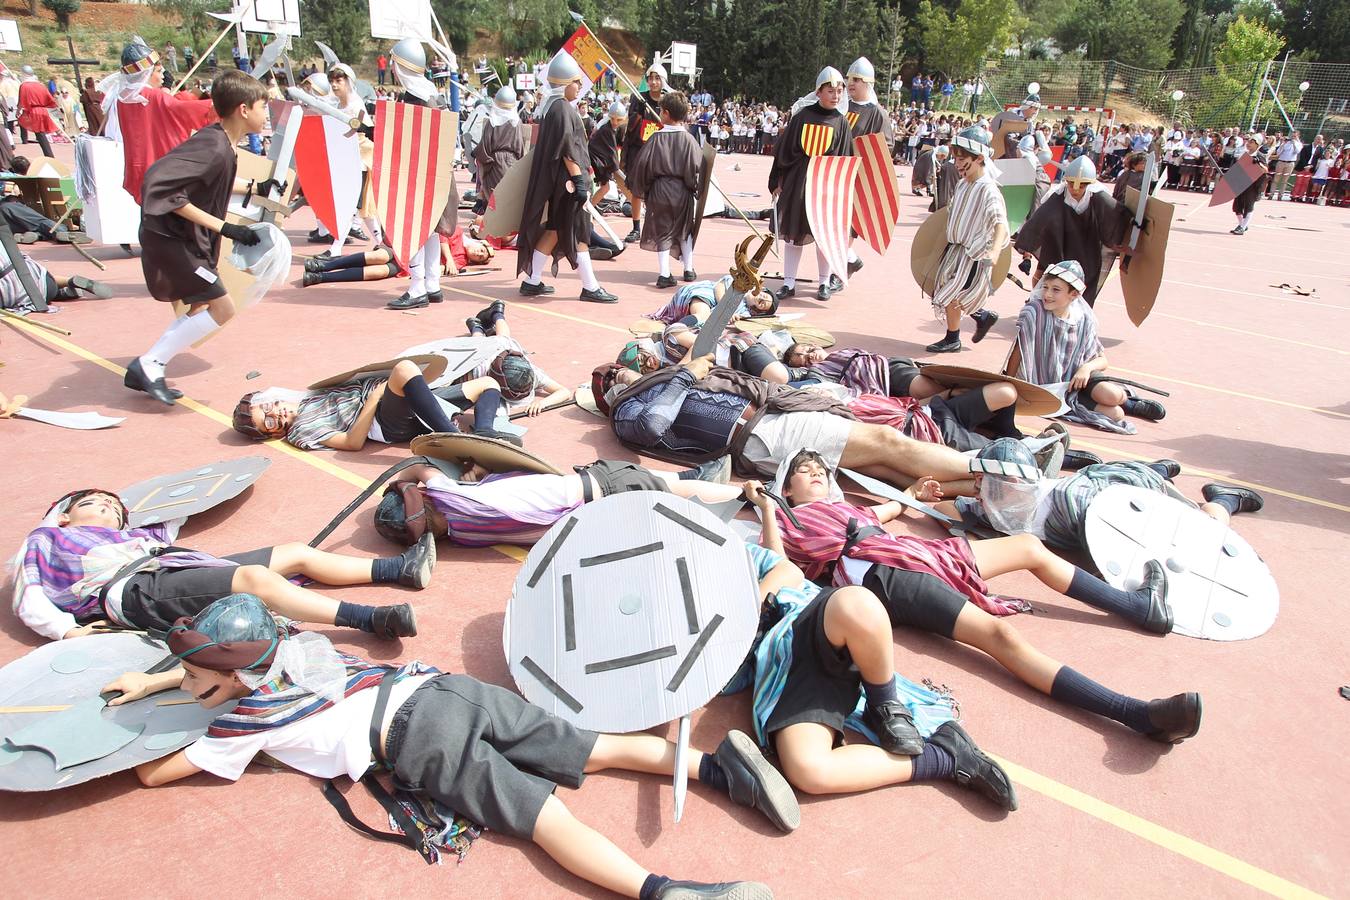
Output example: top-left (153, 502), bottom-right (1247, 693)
top-left (1018, 257), bottom-right (1033, 275)
top-left (220, 222), bottom-right (261, 246)
top-left (256, 178), bottom-right (282, 197)
top-left (569, 174), bottom-right (590, 203)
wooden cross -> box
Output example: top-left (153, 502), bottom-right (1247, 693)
top-left (46, 34), bottom-right (98, 85)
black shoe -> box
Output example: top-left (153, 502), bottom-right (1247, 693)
top-left (925, 335), bottom-right (962, 353)
top-left (971, 309), bottom-right (999, 343)
top-left (1139, 559), bottom-right (1173, 635)
top-left (303, 256), bottom-right (327, 273)
top-left (475, 300), bottom-right (505, 334)
top-left (1062, 448), bottom-right (1103, 471)
top-left (847, 257), bottom-right (864, 276)
top-left (774, 284), bottom-right (796, 301)
top-left (1201, 483), bottom-right (1264, 513)
top-left (301, 271), bottom-right (322, 288)
top-left (814, 283), bottom-right (833, 302)
top-left (371, 603), bottom-right (418, 639)
top-left (656, 274), bottom-right (678, 288)
top-left (348, 225), bottom-right (370, 242)
top-left (397, 533), bottom-right (436, 589)
top-left (314, 249), bottom-right (333, 261)
top-left (1153, 459), bottom-right (1182, 480)
top-left (466, 317), bottom-right (485, 336)
top-left (623, 226), bottom-right (641, 243)
top-left (1229, 226), bottom-right (1242, 234)
top-left (1127, 397), bottom-right (1167, 421)
top-left (13, 231), bottom-right (38, 244)
top-left (683, 269), bottom-right (697, 282)
top-left (68, 275), bottom-right (113, 299)
top-left (123, 358), bottom-right (181, 405)
top-left (1145, 692), bottom-right (1202, 744)
top-left (386, 292), bottom-right (429, 310)
top-left (827, 274), bottom-right (844, 292)
top-left (863, 699), bottom-right (924, 756)
top-left (306, 227), bottom-right (329, 243)
top-left (927, 721), bottom-right (1018, 811)
top-left (712, 729), bottom-right (800, 833)
top-left (589, 246), bottom-right (615, 261)
top-left (425, 290), bottom-right (444, 304)
top-left (519, 280), bottom-right (555, 296)
top-left (473, 428), bottom-right (525, 447)
top-left (654, 881), bottom-right (772, 900)
top-left (580, 286), bottom-right (619, 303)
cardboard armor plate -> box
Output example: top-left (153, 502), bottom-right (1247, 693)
top-left (1085, 485), bottom-right (1277, 641)
top-left (309, 354), bottom-right (448, 390)
top-left (915, 363), bottom-right (1061, 416)
top-left (0, 634), bottom-right (235, 791)
top-left (911, 206), bottom-right (1012, 297)
top-left (482, 146), bottom-right (535, 237)
top-left (505, 493), bottom-right (759, 732)
top-left (121, 456), bottom-right (272, 527)
top-left (398, 336), bottom-right (518, 389)
top-left (1120, 187), bottom-right (1173, 327)
top-left (689, 141), bottom-right (718, 246)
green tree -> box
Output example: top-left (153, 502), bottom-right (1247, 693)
top-left (148, 0), bottom-right (227, 52)
top-left (1055, 0), bottom-right (1185, 68)
top-left (41, 0), bottom-right (80, 30)
top-left (297, 0), bottom-right (368, 67)
top-left (1014, 0), bottom-right (1074, 53)
top-left (1276, 0), bottom-right (1350, 62)
top-left (916, 0), bottom-right (1018, 79)
top-left (1214, 13), bottom-right (1284, 66)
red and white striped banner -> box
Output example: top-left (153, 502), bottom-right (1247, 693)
top-left (371, 100), bottom-right (458, 266)
top-left (850, 132), bottom-right (901, 256)
top-left (805, 155), bottom-right (861, 286)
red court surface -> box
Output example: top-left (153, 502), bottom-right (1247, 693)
top-left (1, 142), bottom-right (1346, 899)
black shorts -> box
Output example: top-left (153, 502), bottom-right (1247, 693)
top-left (862, 565), bottom-right (968, 638)
top-left (374, 390), bottom-right (432, 443)
top-left (118, 547), bottom-right (272, 633)
top-left (764, 588), bottom-right (859, 741)
top-left (888, 357), bottom-right (921, 397)
top-left (924, 390), bottom-right (993, 452)
top-left (576, 459), bottom-right (671, 498)
top-left (183, 267), bottom-right (229, 304)
top-left (732, 343), bottom-right (777, 378)
top-left (386, 674), bottom-right (598, 840)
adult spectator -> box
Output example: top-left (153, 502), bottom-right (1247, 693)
top-left (939, 77), bottom-right (954, 110)
top-left (377, 53), bottom-right (388, 86)
top-left (1272, 130), bottom-right (1302, 199)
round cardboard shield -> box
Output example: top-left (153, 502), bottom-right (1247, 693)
top-left (915, 364), bottom-right (1061, 416)
top-left (505, 492), bottom-right (760, 732)
top-left (911, 208), bottom-right (1012, 297)
top-left (122, 456), bottom-right (272, 527)
top-left (1085, 485), bottom-right (1278, 641)
top-left (410, 432), bottom-right (563, 476)
top-left (308, 354), bottom-right (448, 391)
top-left (0, 634), bottom-right (234, 791)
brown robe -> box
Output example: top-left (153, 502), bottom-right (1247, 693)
top-left (628, 126), bottom-right (700, 257)
top-left (931, 158), bottom-right (957, 212)
top-left (588, 119), bottom-right (620, 183)
top-left (846, 99), bottom-right (892, 143)
top-left (768, 102), bottom-right (852, 245)
top-left (80, 80), bottom-right (105, 136)
top-left (1014, 189), bottom-right (1132, 305)
top-left (622, 90), bottom-right (662, 198)
top-left (475, 118), bottom-right (524, 199)
top-left (139, 123), bottom-right (236, 303)
top-left (516, 97), bottom-right (590, 276)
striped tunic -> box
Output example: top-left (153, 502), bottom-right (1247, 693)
top-left (1015, 294), bottom-right (1134, 434)
top-left (423, 471), bottom-right (580, 547)
top-left (285, 380), bottom-right (379, 451)
top-left (648, 276), bottom-right (748, 325)
top-left (810, 348), bottom-right (890, 398)
top-left (928, 169), bottom-right (1007, 316)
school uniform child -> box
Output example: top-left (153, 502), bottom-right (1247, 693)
top-left (628, 92), bottom-right (702, 288)
top-left (13, 489), bottom-right (428, 642)
top-left (125, 69), bottom-right (269, 405)
top-left (110, 594), bottom-right (797, 900)
top-left (1014, 260), bottom-right (1165, 433)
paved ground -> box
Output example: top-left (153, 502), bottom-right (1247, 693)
top-left (1, 141), bottom-right (1346, 899)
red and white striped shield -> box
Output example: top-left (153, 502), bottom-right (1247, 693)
top-left (293, 114), bottom-right (364, 256)
top-left (371, 100), bottom-right (458, 266)
top-left (849, 132), bottom-right (901, 256)
top-left (805, 155), bottom-right (861, 286)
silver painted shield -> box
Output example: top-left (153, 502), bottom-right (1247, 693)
top-left (505, 492), bottom-right (760, 732)
top-left (1085, 485), bottom-right (1278, 641)
top-left (121, 456), bottom-right (272, 527)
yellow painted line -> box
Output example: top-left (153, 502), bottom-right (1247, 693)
top-left (1111, 367), bottom-right (1350, 421)
top-left (993, 757), bottom-right (1329, 900)
top-left (8, 315), bottom-right (1337, 896)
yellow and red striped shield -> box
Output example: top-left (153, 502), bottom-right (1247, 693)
top-left (845, 110), bottom-right (859, 130)
top-left (371, 100), bottom-right (458, 266)
top-left (805, 155), bottom-right (861, 287)
top-left (799, 121), bottom-right (835, 157)
top-left (850, 132), bottom-right (902, 255)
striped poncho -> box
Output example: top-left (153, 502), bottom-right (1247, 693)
top-left (808, 348), bottom-right (890, 398)
top-left (928, 169), bottom-right (1007, 317)
top-left (774, 499), bottom-right (1027, 617)
top-left (1015, 293), bottom-right (1135, 434)
top-left (847, 393), bottom-right (944, 446)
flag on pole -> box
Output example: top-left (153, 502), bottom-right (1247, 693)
top-left (553, 24), bottom-right (610, 96)
top-left (370, 100), bottom-right (457, 266)
top-left (850, 132), bottom-right (901, 255)
top-left (805, 156), bottom-right (861, 286)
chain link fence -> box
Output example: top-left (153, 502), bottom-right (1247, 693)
top-left (974, 57), bottom-right (1350, 142)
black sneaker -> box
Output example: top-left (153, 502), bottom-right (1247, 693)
top-left (68, 275), bottom-right (113, 299)
top-left (774, 284), bottom-right (796, 301)
top-left (580, 286), bottom-right (619, 303)
top-left (386, 292), bottom-right (429, 310)
top-left (712, 729), bottom-right (800, 833)
top-left (371, 603), bottom-right (418, 639)
top-left (971, 309), bottom-right (999, 343)
top-left (1145, 692), bottom-right (1203, 744)
top-left (927, 721), bottom-right (1018, 811)
top-left (301, 271), bottom-right (322, 288)
top-left (1153, 459), bottom-right (1182, 480)
top-left (397, 533), bottom-right (436, 589)
top-left (1139, 559), bottom-right (1173, 635)
top-left (623, 226), bottom-right (641, 243)
top-left (1127, 397), bottom-right (1167, 421)
top-left (683, 269), bottom-right (698, 282)
top-left (348, 225), bottom-right (370, 242)
top-left (828, 274), bottom-right (844, 292)
top-left (1061, 448), bottom-right (1103, 471)
top-left (814, 283), bottom-right (833, 302)
top-left (519, 281), bottom-right (555, 296)
top-left (654, 881), bottom-right (772, 900)
top-left (656, 274), bottom-right (678, 288)
top-left (847, 257), bottom-right (864, 276)
top-left (1201, 483), bottom-right (1264, 513)
top-left (123, 357), bottom-right (181, 405)
top-left (589, 246), bottom-right (615, 261)
top-left (863, 699), bottom-right (924, 756)
top-left (925, 335), bottom-right (962, 353)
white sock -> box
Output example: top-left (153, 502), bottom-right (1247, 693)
top-left (847, 246), bottom-right (860, 265)
top-left (575, 251), bottom-right (600, 291)
top-left (783, 242), bottom-right (802, 289)
top-left (365, 217), bottom-right (383, 243)
top-left (421, 238), bottom-right (441, 293)
top-left (407, 252), bottom-right (426, 297)
top-left (681, 236), bottom-right (695, 273)
top-left (816, 247), bottom-right (833, 282)
top-left (657, 249), bottom-right (671, 278)
top-left (527, 249), bottom-right (548, 285)
top-left (139, 312), bottom-right (219, 380)
top-left (1241, 213), bottom-right (1251, 227)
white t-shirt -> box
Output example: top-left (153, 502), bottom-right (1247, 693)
top-left (185, 674), bottom-right (434, 782)
top-left (1314, 158), bottom-right (1332, 179)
